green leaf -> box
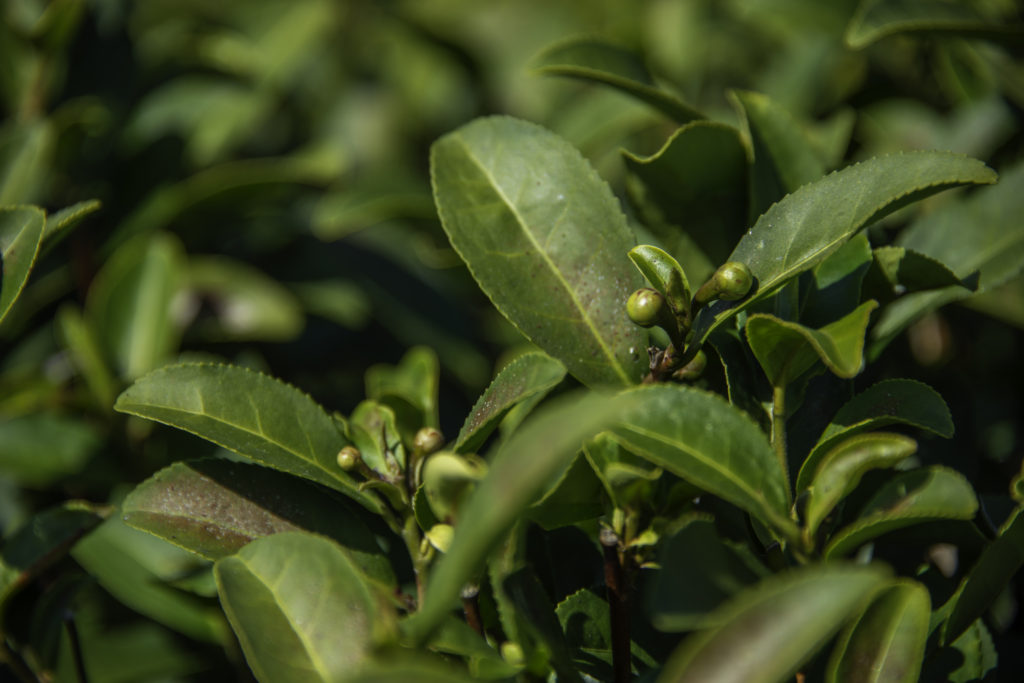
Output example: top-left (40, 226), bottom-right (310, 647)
top-left (0, 414), bottom-right (101, 487)
top-left (56, 304), bottom-right (119, 409)
top-left (686, 152), bottom-right (997, 356)
top-left (366, 346), bottom-right (440, 431)
top-left (866, 246), bottom-right (976, 300)
top-left (871, 160), bottom-right (1024, 355)
top-left (503, 568), bottom-right (583, 683)
top-left (403, 390), bottom-right (635, 644)
top-left (86, 232), bottom-right (185, 380)
top-left (455, 352), bottom-right (566, 454)
top-left (426, 617), bottom-right (518, 679)
top-left (648, 516), bottom-right (768, 632)
top-left (628, 244), bottom-right (691, 320)
top-left (657, 564), bottom-right (890, 683)
top-left (186, 255), bottom-right (304, 342)
top-left (846, 0), bottom-right (1024, 49)
top-left (746, 301), bottom-right (878, 387)
top-left (215, 532), bottom-right (396, 683)
top-left (342, 657), bottom-right (479, 683)
top-left (941, 506), bottom-right (1024, 645)
top-left (532, 37), bottom-right (703, 123)
top-left (122, 460), bottom-right (393, 585)
top-left (41, 199), bottom-right (101, 253)
top-left (527, 453), bottom-right (605, 530)
top-left (431, 115), bottom-right (646, 388)
top-left (803, 433), bottom-right (918, 541)
top-left (826, 580), bottom-right (930, 683)
top-left (0, 502), bottom-right (106, 607)
top-left (824, 467), bottom-right (978, 559)
top-left (0, 121), bottom-right (53, 205)
top-left (798, 379), bottom-right (953, 491)
top-left (799, 232), bottom-right (874, 329)
top-left (623, 121), bottom-right (748, 270)
top-left (0, 205), bottom-right (45, 326)
top-left (582, 433), bottom-right (662, 508)
top-left (71, 516), bottom-right (227, 643)
top-left (114, 363), bottom-right (381, 514)
top-left (730, 90), bottom-right (826, 221)
top-left (349, 399), bottom-right (406, 474)
top-left (609, 384), bottom-right (797, 540)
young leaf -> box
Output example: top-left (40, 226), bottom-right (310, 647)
top-left (941, 506), bottom-right (1024, 645)
top-left (0, 206), bottom-right (45, 326)
top-left (623, 121), bottom-right (748, 270)
top-left (658, 564), bottom-right (890, 683)
top-left (826, 580), bottom-right (930, 683)
top-left (366, 346), bottom-right (440, 430)
top-left (455, 351), bottom-right (566, 454)
top-left (846, 0), bottom-right (1024, 49)
top-left (86, 232), bottom-right (185, 380)
top-left (609, 384), bottom-right (797, 540)
top-left (824, 467), bottom-right (978, 559)
top-left (431, 116), bottom-right (646, 388)
top-left (215, 532), bottom-right (396, 683)
top-left (802, 433), bottom-right (918, 542)
top-left (403, 390), bottom-right (635, 644)
top-left (871, 160), bottom-right (1024, 354)
top-left (349, 399), bottom-right (406, 474)
top-left (114, 363), bottom-right (382, 514)
top-left (122, 459), bottom-right (393, 585)
top-left (628, 245), bottom-right (691, 320)
top-left (730, 90), bottom-right (826, 221)
top-left (582, 433), bottom-right (662, 508)
top-left (746, 300), bottom-right (878, 387)
top-left (527, 453), bottom-right (605, 530)
top-left (648, 517), bottom-right (768, 632)
top-left (686, 152), bottom-right (997, 356)
top-left (532, 37), bottom-right (703, 124)
top-left (56, 304), bottom-right (119, 409)
top-left (799, 232), bottom-right (874, 329)
top-left (41, 199), bottom-right (101, 253)
top-left (799, 379), bottom-right (952, 491)
top-left (866, 246), bottom-right (977, 299)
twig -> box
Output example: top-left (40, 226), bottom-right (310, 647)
top-left (601, 527), bottom-right (630, 683)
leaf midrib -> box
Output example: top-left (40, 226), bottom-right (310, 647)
top-left (454, 135), bottom-right (630, 385)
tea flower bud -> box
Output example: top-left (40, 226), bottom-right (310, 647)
top-left (626, 288), bottom-right (665, 327)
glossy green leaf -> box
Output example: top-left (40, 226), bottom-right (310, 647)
top-left (215, 532), bottom-right (396, 683)
top-left (86, 232), bottom-right (185, 380)
top-left (582, 432), bottom-right (662, 508)
top-left (366, 346), bottom-right (440, 430)
top-left (609, 384), bottom-right (797, 540)
top-left (532, 37), bottom-right (702, 123)
top-left (431, 116), bottom-right (645, 388)
top-left (824, 467), bottom-right (978, 559)
top-left (628, 244), bottom-right (691, 320)
top-left (686, 152), bottom-right (997, 356)
top-left (827, 580), bottom-right (930, 683)
top-left (746, 301), bottom-right (878, 388)
top-left (426, 617), bottom-right (518, 679)
top-left (623, 121), bottom-right (748, 270)
top-left (0, 502), bottom-right (106, 607)
top-left (846, 0), bottom-right (1024, 49)
top-left (0, 414), bottom-right (101, 487)
top-left (72, 516), bottom-right (227, 643)
top-left (941, 506), bottom-right (1024, 645)
top-left (648, 517), bottom-right (768, 632)
top-left (658, 564), bottom-right (890, 683)
top-left (455, 351), bottom-right (566, 454)
top-left (799, 379), bottom-right (952, 491)
top-left (114, 363), bottom-right (381, 514)
top-left (731, 90), bottom-right (826, 221)
top-left (942, 619), bottom-right (998, 682)
top-left (56, 304), bottom-right (119, 409)
top-left (186, 255), bottom-right (304, 342)
top-left (122, 459), bottom-right (393, 585)
top-left (0, 206), bottom-right (45, 326)
top-left (803, 433), bottom-right (918, 540)
top-left (871, 160), bottom-right (1024, 354)
top-left (527, 453), bottom-right (604, 530)
top-left (404, 390), bottom-right (635, 644)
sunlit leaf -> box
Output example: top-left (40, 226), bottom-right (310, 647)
top-left (431, 116), bottom-right (646, 387)
top-left (0, 206), bottom-right (45, 326)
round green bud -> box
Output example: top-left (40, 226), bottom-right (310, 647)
top-left (626, 288), bottom-right (665, 327)
top-left (713, 262), bottom-right (753, 301)
top-left (336, 445), bottom-right (361, 471)
top-left (413, 427), bottom-right (444, 455)
top-left (501, 642), bottom-right (525, 667)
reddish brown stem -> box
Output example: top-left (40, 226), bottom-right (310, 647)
top-left (601, 528), bottom-right (630, 683)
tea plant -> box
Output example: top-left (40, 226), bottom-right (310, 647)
top-left (2, 1), bottom-right (1024, 682)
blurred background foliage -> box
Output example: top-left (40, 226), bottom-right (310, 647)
top-left (0, 0), bottom-right (1022, 680)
